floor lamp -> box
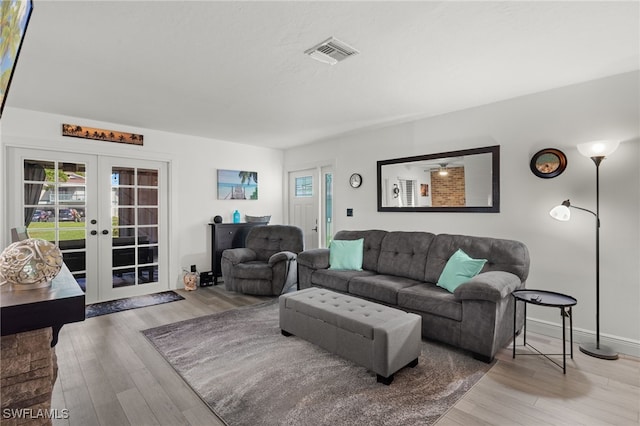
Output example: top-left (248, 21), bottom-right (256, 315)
top-left (549, 140), bottom-right (619, 360)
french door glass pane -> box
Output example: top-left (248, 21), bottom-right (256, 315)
top-left (113, 167), bottom-right (135, 185)
top-left (138, 208), bottom-right (158, 225)
top-left (114, 187), bottom-right (135, 206)
top-left (137, 169), bottom-right (158, 186)
top-left (139, 227), bottom-right (158, 244)
top-left (138, 188), bottom-right (158, 205)
top-left (23, 159), bottom-right (88, 290)
top-left (111, 166), bottom-right (159, 288)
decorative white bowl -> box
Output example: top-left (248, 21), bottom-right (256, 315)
top-left (245, 215), bottom-right (271, 223)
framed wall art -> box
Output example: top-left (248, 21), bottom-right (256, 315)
top-left (1, 0), bottom-right (34, 118)
top-left (217, 169), bottom-right (258, 200)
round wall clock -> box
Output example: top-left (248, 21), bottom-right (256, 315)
top-left (530, 148), bottom-right (567, 179)
top-left (349, 173), bottom-right (362, 188)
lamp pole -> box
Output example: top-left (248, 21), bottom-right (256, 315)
top-left (593, 156), bottom-right (603, 353)
top-left (551, 141), bottom-right (620, 360)
top-left (580, 155), bottom-right (618, 360)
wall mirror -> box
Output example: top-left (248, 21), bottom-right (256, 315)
top-left (377, 145), bottom-right (500, 213)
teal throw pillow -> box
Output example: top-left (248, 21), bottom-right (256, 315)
top-left (329, 239), bottom-right (364, 271)
top-left (437, 249), bottom-right (487, 292)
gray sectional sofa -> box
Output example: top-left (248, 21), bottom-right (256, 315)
top-left (297, 230), bottom-right (530, 362)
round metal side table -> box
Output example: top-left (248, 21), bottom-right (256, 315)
top-left (512, 289), bottom-right (577, 374)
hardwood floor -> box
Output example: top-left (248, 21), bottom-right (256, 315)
top-left (51, 286), bottom-right (639, 426)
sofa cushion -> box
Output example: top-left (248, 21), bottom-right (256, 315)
top-left (311, 269), bottom-right (376, 292)
top-left (334, 230), bottom-right (387, 272)
top-left (398, 283), bottom-right (462, 321)
top-left (377, 231), bottom-right (435, 281)
top-left (349, 274), bottom-right (422, 305)
top-left (425, 234), bottom-right (530, 284)
top-left (329, 239), bottom-right (364, 270)
top-left (234, 261), bottom-right (272, 280)
top-left (437, 249), bottom-right (487, 292)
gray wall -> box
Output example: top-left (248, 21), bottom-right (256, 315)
top-left (284, 71), bottom-right (640, 355)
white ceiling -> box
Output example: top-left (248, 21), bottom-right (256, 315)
top-left (7, 1), bottom-right (639, 149)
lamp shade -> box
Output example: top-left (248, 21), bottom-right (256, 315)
top-left (577, 140), bottom-right (620, 158)
top-left (549, 204), bottom-right (571, 221)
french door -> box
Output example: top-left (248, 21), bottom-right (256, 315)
top-left (7, 148), bottom-right (168, 303)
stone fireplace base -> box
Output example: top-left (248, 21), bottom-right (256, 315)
top-left (1, 328), bottom-right (58, 426)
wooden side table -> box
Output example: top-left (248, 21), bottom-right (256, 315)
top-left (512, 289), bottom-right (577, 374)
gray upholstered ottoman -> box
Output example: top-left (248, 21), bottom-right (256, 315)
top-left (279, 287), bottom-right (421, 385)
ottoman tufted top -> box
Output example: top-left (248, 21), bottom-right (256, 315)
top-left (282, 288), bottom-right (409, 340)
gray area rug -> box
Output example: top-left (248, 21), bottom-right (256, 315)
top-left (143, 300), bottom-right (494, 426)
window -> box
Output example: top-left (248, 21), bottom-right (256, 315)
top-left (324, 172), bottom-right (333, 247)
top-left (295, 176), bottom-right (313, 197)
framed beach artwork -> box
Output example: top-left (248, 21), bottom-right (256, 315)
top-left (217, 169), bottom-right (258, 200)
top-left (1, 0), bottom-right (34, 118)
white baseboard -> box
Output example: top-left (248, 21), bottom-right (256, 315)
top-left (525, 317), bottom-right (640, 358)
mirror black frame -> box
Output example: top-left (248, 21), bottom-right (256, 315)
top-left (377, 145), bottom-right (500, 213)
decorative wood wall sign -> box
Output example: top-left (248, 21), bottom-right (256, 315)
top-left (62, 124), bottom-right (144, 146)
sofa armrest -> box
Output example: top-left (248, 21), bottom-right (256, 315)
top-left (269, 251), bottom-right (296, 266)
top-left (454, 271), bottom-right (523, 302)
top-left (297, 248), bottom-right (330, 269)
top-left (222, 248), bottom-right (257, 265)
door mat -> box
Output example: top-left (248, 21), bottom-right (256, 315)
top-left (86, 290), bottom-right (184, 318)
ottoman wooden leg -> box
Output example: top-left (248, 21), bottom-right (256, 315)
top-left (281, 329), bottom-right (292, 337)
top-left (376, 374), bottom-right (394, 385)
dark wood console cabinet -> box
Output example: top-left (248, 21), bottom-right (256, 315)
top-left (1, 264), bottom-right (85, 345)
top-left (209, 222), bottom-right (267, 285)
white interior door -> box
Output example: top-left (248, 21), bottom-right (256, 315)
top-left (6, 148), bottom-right (168, 303)
top-left (289, 169), bottom-right (319, 249)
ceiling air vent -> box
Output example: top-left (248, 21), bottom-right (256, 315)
top-left (304, 37), bottom-right (359, 65)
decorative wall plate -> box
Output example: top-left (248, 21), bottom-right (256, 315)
top-left (530, 148), bottom-right (567, 179)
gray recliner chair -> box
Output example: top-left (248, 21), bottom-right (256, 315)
top-left (221, 225), bottom-right (304, 296)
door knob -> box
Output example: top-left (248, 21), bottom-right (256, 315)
top-left (90, 230), bottom-right (97, 236)
top-left (102, 229), bottom-right (109, 235)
